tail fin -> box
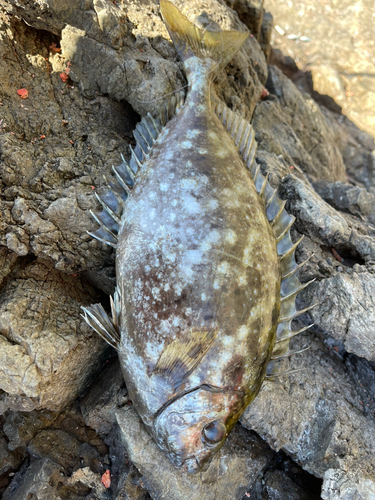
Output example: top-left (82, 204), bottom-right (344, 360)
top-left (160, 0), bottom-right (249, 75)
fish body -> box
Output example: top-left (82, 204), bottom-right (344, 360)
top-left (83, 0), bottom-right (312, 473)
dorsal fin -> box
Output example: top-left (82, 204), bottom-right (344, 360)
top-left (88, 92), bottom-right (185, 248)
top-left (152, 328), bottom-right (218, 391)
top-left (212, 99), bottom-right (314, 378)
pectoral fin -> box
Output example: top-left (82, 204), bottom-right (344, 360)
top-left (153, 328), bottom-right (218, 391)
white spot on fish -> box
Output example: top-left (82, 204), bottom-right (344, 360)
top-left (225, 230), bottom-right (237, 245)
top-left (183, 194), bottom-right (201, 215)
top-left (164, 283), bottom-right (170, 291)
top-left (186, 129), bottom-right (200, 139)
top-left (207, 199), bottom-right (219, 210)
top-left (186, 249), bottom-right (203, 264)
top-left (206, 230), bottom-right (220, 244)
top-left (160, 183), bottom-right (169, 192)
top-left (181, 140), bottom-right (193, 149)
top-left (166, 252), bottom-right (176, 263)
top-left (181, 178), bottom-right (197, 191)
top-left (180, 265), bottom-right (193, 280)
top-left (217, 261), bottom-right (230, 275)
top-left (238, 325), bottom-right (249, 340)
top-left (201, 293), bottom-right (206, 301)
top-left (172, 317), bottom-right (180, 327)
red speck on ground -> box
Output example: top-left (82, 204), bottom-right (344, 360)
top-left (49, 43), bottom-right (61, 52)
top-left (40, 135), bottom-right (46, 139)
top-left (331, 248), bottom-right (343, 262)
top-left (101, 470), bottom-right (111, 488)
top-left (260, 88), bottom-right (269, 100)
top-left (17, 89), bottom-right (28, 99)
top-left (91, 186), bottom-right (95, 189)
top-left (59, 72), bottom-right (68, 82)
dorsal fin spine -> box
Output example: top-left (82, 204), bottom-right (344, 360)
top-left (213, 99), bottom-right (314, 381)
top-left (87, 92), bottom-right (186, 251)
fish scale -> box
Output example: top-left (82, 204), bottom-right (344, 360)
top-left (82, 0), bottom-right (314, 474)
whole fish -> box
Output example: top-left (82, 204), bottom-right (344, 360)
top-left (82, 0), bottom-right (313, 473)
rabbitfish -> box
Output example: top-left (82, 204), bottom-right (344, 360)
top-left (82, 0), bottom-right (313, 473)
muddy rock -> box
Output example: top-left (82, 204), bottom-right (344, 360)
top-left (224, 0), bottom-right (264, 40)
top-left (279, 175), bottom-right (375, 263)
top-left (8, 0), bottom-right (267, 118)
top-left (28, 429), bottom-right (82, 470)
top-left (265, 0), bottom-right (375, 140)
top-left (321, 469), bottom-right (375, 500)
top-left (116, 406), bottom-right (272, 500)
top-left (3, 409), bottom-right (57, 451)
top-left (241, 331), bottom-right (375, 498)
top-left (80, 357), bottom-right (128, 436)
top-left (305, 271), bottom-right (375, 362)
top-left (0, 259), bottom-right (105, 413)
top-left (253, 66), bottom-right (347, 183)
top-left (2, 457), bottom-right (64, 500)
top-left (263, 469), bottom-right (310, 500)
top-left (0, 431), bottom-right (25, 496)
top-left (313, 181), bottom-right (375, 223)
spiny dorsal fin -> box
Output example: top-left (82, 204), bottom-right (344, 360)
top-left (152, 328), bottom-right (218, 391)
top-left (88, 93), bottom-right (185, 248)
top-left (212, 99), bottom-right (315, 378)
top-left (160, 0), bottom-right (248, 77)
top-left (81, 288), bottom-right (122, 350)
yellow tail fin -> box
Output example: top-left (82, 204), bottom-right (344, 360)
top-left (160, 0), bottom-right (249, 76)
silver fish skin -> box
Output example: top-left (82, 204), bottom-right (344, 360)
top-left (82, 0), bottom-right (312, 474)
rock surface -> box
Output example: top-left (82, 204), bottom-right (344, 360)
top-left (241, 330), bottom-right (375, 499)
top-left (116, 406), bottom-right (272, 500)
top-left (265, 0), bottom-right (375, 140)
top-left (0, 0), bottom-right (374, 499)
top-left (0, 259), bottom-right (105, 413)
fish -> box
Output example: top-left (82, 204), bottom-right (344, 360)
top-left (82, 0), bottom-right (314, 474)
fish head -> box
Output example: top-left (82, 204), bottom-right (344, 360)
top-left (153, 385), bottom-right (244, 473)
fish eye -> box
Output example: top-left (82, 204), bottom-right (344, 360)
top-left (202, 420), bottom-right (226, 444)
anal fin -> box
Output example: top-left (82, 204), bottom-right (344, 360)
top-left (81, 287), bottom-right (122, 350)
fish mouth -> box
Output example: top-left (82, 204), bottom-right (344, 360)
top-left (169, 453), bottom-right (205, 474)
top-left (181, 456), bottom-right (200, 473)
